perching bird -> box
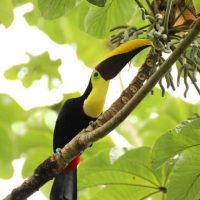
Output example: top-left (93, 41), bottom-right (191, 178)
top-left (50, 39), bottom-right (152, 200)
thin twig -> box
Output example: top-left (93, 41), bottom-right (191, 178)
top-left (153, 0), bottom-right (160, 14)
top-left (163, 0), bottom-right (173, 34)
top-left (146, 0), bottom-right (154, 15)
top-left (110, 25), bottom-right (129, 32)
top-left (135, 0), bottom-right (149, 15)
top-left (188, 72), bottom-right (200, 95)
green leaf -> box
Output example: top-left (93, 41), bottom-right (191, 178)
top-left (0, 94), bottom-right (26, 178)
top-left (87, 0), bottom-right (106, 7)
top-left (16, 129), bottom-right (52, 154)
top-left (131, 47), bottom-right (151, 67)
top-left (167, 146), bottom-right (200, 200)
top-left (79, 147), bottom-right (162, 200)
top-left (80, 0), bottom-right (135, 38)
top-left (118, 88), bottom-right (199, 146)
top-left (0, 0), bottom-right (14, 27)
top-left (0, 94), bottom-right (25, 123)
top-left (24, 3), bottom-right (109, 66)
top-left (78, 187), bottom-right (102, 200)
top-left (91, 185), bottom-right (160, 200)
top-left (113, 147), bottom-right (161, 186)
top-left (82, 136), bottom-right (115, 160)
top-left (138, 115), bottom-right (177, 146)
top-left (41, 179), bottom-right (54, 197)
top-left (4, 52), bottom-right (61, 90)
top-left (15, 108), bottom-right (54, 155)
top-left (0, 125), bottom-right (14, 178)
top-left (152, 119), bottom-right (200, 169)
top-left (38, 0), bottom-right (76, 19)
top-left (12, 0), bottom-right (30, 7)
top-left (78, 148), bottom-right (112, 183)
top-left (117, 89), bottom-right (189, 146)
top-left (192, 0), bottom-right (200, 14)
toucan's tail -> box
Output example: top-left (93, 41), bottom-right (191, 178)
top-left (50, 169), bottom-right (77, 200)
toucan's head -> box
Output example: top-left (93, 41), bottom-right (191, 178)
top-left (83, 39), bottom-right (153, 118)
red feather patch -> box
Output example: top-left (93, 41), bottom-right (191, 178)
top-left (63, 156), bottom-right (81, 173)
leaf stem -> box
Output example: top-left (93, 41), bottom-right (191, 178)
top-left (146, 0), bottom-right (154, 15)
top-left (163, 0), bottom-right (173, 34)
top-left (135, 0), bottom-right (149, 15)
top-left (139, 190), bottom-right (161, 200)
top-left (188, 72), bottom-right (200, 95)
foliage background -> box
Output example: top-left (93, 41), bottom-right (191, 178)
top-left (0, 0), bottom-right (200, 200)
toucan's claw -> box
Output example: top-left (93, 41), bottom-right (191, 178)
top-left (89, 120), bottom-right (96, 128)
top-left (55, 148), bottom-right (64, 160)
top-left (55, 148), bottom-right (62, 154)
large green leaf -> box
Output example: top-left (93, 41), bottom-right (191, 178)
top-left (87, 0), bottom-right (106, 7)
top-left (15, 108), bottom-right (54, 156)
top-left (0, 94), bottom-right (26, 178)
top-left (91, 185), bottom-right (159, 200)
top-left (24, 2), bottom-right (108, 66)
top-left (167, 146), bottom-right (200, 200)
top-left (0, 94), bottom-right (25, 123)
top-left (81, 135), bottom-right (115, 161)
top-left (117, 88), bottom-right (200, 146)
top-left (41, 179), bottom-right (54, 198)
top-left (4, 52), bottom-right (61, 90)
top-left (137, 115), bottom-right (177, 146)
top-left (16, 129), bottom-right (52, 155)
top-left (79, 147), bottom-right (165, 200)
top-left (12, 0), bottom-right (30, 7)
top-left (134, 88), bottom-right (198, 122)
top-left (38, 0), bottom-right (76, 19)
top-left (0, 105), bottom-right (54, 178)
top-left (78, 187), bottom-right (102, 200)
top-left (193, 0), bottom-right (200, 13)
top-left (112, 147), bottom-right (160, 186)
top-left (78, 148), bottom-right (112, 183)
top-left (0, 125), bottom-right (14, 178)
top-left (152, 119), bottom-right (200, 169)
top-left (79, 0), bottom-right (135, 38)
top-left (0, 0), bottom-right (14, 27)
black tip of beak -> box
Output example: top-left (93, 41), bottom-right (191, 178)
top-left (95, 45), bottom-right (150, 80)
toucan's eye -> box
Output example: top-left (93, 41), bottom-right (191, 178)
top-left (93, 71), bottom-right (99, 78)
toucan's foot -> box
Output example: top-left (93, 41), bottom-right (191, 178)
top-left (55, 148), bottom-right (62, 154)
top-left (55, 148), bottom-right (64, 160)
top-left (89, 120), bottom-right (96, 128)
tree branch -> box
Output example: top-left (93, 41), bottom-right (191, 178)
top-left (3, 17), bottom-right (200, 200)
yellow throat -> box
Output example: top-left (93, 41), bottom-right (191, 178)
top-left (83, 70), bottom-right (109, 118)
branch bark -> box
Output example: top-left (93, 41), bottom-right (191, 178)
top-left (3, 17), bottom-right (200, 200)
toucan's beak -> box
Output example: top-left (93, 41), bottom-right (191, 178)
top-left (95, 39), bottom-right (153, 80)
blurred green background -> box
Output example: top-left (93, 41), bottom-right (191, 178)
top-left (0, 1), bottom-right (200, 200)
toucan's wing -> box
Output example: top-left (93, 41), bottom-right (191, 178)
top-left (53, 98), bottom-right (75, 152)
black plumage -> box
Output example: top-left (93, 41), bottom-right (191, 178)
top-left (50, 80), bottom-right (95, 200)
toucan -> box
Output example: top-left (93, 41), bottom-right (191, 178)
top-left (50, 39), bottom-right (152, 200)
